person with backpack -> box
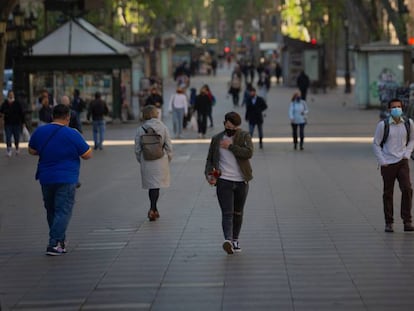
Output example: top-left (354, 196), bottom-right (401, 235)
top-left (373, 98), bottom-right (414, 233)
top-left (289, 92), bottom-right (309, 150)
top-left (135, 105), bottom-right (173, 221)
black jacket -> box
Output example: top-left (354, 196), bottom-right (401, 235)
top-left (87, 99), bottom-right (109, 121)
top-left (0, 99), bottom-right (25, 126)
top-left (245, 96), bottom-right (267, 124)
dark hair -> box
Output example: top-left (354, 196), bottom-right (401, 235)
top-left (388, 98), bottom-right (403, 109)
top-left (250, 87), bottom-right (256, 92)
top-left (74, 89), bottom-right (80, 96)
top-left (95, 92), bottom-right (101, 99)
top-left (224, 111), bottom-right (242, 126)
top-left (52, 104), bottom-right (70, 119)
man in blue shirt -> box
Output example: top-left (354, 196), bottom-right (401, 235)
top-left (29, 104), bottom-right (92, 255)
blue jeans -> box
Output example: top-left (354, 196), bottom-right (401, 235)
top-left (41, 183), bottom-right (76, 247)
top-left (4, 124), bottom-right (21, 150)
top-left (216, 178), bottom-right (249, 241)
top-left (75, 111), bottom-right (82, 132)
top-left (249, 122), bottom-right (263, 140)
top-left (172, 108), bottom-right (185, 137)
top-left (92, 120), bottom-right (105, 149)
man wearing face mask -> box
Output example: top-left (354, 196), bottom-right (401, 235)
top-left (245, 87), bottom-right (267, 149)
top-left (373, 98), bottom-right (414, 233)
top-left (205, 111), bottom-right (254, 254)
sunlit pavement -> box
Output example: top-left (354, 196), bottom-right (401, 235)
top-left (2, 66), bottom-right (414, 310)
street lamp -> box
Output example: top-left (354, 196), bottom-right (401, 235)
top-left (7, 5), bottom-right (37, 95)
top-left (344, 19), bottom-right (351, 94)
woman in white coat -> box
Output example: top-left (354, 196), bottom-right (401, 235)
top-left (288, 92), bottom-right (309, 150)
top-left (135, 105), bottom-right (173, 221)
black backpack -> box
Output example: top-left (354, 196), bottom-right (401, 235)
top-left (140, 126), bottom-right (164, 160)
top-left (380, 118), bottom-right (411, 148)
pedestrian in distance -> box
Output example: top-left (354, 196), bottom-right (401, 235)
top-left (61, 95), bottom-right (81, 132)
top-left (168, 86), bottom-right (188, 139)
top-left (194, 86), bottom-right (213, 138)
top-left (87, 92), bottom-right (109, 150)
top-left (275, 62), bottom-right (282, 84)
top-left (145, 86), bottom-right (164, 120)
top-left (205, 111), bottom-right (253, 255)
top-left (37, 93), bottom-right (53, 126)
top-left (28, 104), bottom-right (92, 255)
top-left (373, 98), bottom-right (414, 233)
top-left (228, 65), bottom-right (242, 107)
top-left (289, 92), bottom-right (309, 150)
top-left (135, 105), bottom-right (173, 221)
top-left (297, 70), bottom-right (310, 101)
top-left (203, 84), bottom-right (215, 128)
top-left (71, 89), bottom-right (86, 132)
top-left (245, 87), bottom-right (267, 149)
top-left (0, 90), bottom-right (25, 157)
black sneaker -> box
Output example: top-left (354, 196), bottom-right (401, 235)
top-left (404, 224), bottom-right (414, 232)
top-left (385, 224), bottom-right (394, 233)
top-left (46, 243), bottom-right (64, 256)
top-left (222, 240), bottom-right (234, 255)
top-left (232, 241), bottom-right (242, 253)
top-left (60, 241), bottom-right (67, 253)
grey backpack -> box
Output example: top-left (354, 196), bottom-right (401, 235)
top-left (140, 126), bottom-right (164, 160)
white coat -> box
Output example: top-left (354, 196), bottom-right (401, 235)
top-left (135, 118), bottom-right (173, 189)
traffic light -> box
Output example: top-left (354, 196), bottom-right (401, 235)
top-left (310, 38), bottom-right (317, 45)
top-left (250, 35), bottom-right (256, 42)
top-left (224, 46), bottom-right (231, 53)
top-left (409, 37), bottom-right (414, 45)
top-left (236, 35), bottom-right (243, 43)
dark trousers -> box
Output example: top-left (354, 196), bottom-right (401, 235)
top-left (216, 178), bottom-right (249, 241)
top-left (291, 123), bottom-right (305, 147)
top-left (4, 124), bottom-right (21, 150)
top-left (197, 113), bottom-right (208, 135)
top-left (381, 159), bottom-right (413, 224)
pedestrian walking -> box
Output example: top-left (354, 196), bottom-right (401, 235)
top-left (297, 70), bottom-right (310, 100)
top-left (289, 92), bottom-right (309, 150)
top-left (0, 90), bottom-right (25, 157)
top-left (373, 98), bottom-right (414, 233)
top-left (257, 70), bottom-right (271, 100)
top-left (245, 87), bottom-right (267, 149)
top-left (275, 62), bottom-right (282, 84)
top-left (203, 84), bottom-right (215, 127)
top-left (135, 105), bottom-right (173, 221)
top-left (145, 86), bottom-right (164, 120)
top-left (87, 92), bottom-right (109, 150)
top-left (71, 89), bottom-right (86, 132)
top-left (38, 93), bottom-right (53, 126)
top-left (28, 104), bottom-right (92, 255)
top-left (168, 87), bottom-right (188, 139)
top-left (194, 86), bottom-right (213, 138)
top-left (205, 111), bottom-right (253, 254)
top-left (61, 95), bottom-right (81, 132)
top-left (228, 66), bottom-right (242, 107)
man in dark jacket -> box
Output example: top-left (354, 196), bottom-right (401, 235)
top-left (297, 70), bottom-right (310, 100)
top-left (245, 87), bottom-right (267, 149)
top-left (0, 90), bottom-right (25, 156)
top-left (87, 92), bottom-right (109, 150)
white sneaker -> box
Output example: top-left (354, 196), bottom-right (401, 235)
top-left (6, 150), bottom-right (12, 157)
top-left (232, 241), bottom-right (242, 253)
top-left (15, 149), bottom-right (20, 156)
top-left (222, 240), bottom-right (234, 255)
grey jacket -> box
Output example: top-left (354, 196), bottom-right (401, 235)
top-left (205, 129), bottom-right (253, 182)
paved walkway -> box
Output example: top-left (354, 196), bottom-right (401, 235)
top-left (1, 65), bottom-right (414, 311)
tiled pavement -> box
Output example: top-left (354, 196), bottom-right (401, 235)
top-left (1, 65), bottom-right (414, 310)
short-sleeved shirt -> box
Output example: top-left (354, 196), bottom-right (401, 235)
top-left (29, 123), bottom-right (90, 184)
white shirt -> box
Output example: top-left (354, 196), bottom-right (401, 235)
top-left (373, 117), bottom-right (414, 165)
top-left (218, 135), bottom-right (244, 182)
top-left (168, 93), bottom-right (188, 115)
